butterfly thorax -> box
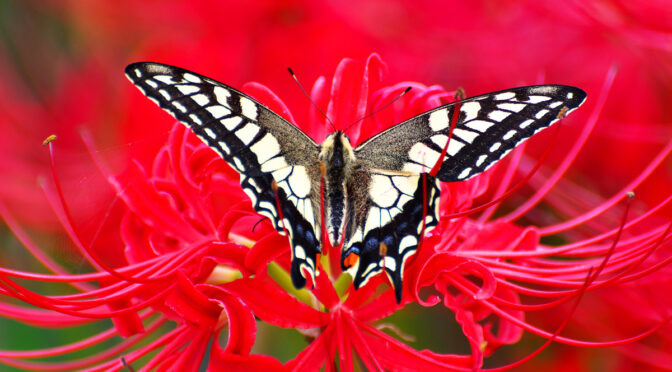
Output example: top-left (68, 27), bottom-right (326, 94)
top-left (319, 131), bottom-right (359, 246)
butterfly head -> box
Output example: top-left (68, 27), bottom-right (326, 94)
top-left (318, 131), bottom-right (355, 170)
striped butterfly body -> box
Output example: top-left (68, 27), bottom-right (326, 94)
top-left (126, 63), bottom-right (586, 302)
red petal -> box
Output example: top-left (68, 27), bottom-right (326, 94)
top-left (312, 267), bottom-right (340, 308)
top-left (165, 271), bottom-right (221, 329)
top-left (307, 75), bottom-right (330, 141)
top-left (225, 278), bottom-right (328, 328)
top-left (285, 323), bottom-right (335, 371)
top-left (354, 318), bottom-right (474, 371)
top-left (199, 284), bottom-right (257, 355)
top-left (98, 277), bottom-right (145, 338)
top-left (112, 161), bottom-right (202, 242)
top-left (245, 233), bottom-right (289, 274)
top-left (210, 353), bottom-right (286, 372)
top-left (242, 81), bottom-right (296, 125)
top-left (326, 54), bottom-right (386, 138)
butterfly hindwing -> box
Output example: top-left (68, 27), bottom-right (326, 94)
top-left (125, 62), bottom-right (322, 288)
top-left (342, 170), bottom-right (440, 302)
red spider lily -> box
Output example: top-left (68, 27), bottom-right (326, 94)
top-left (1, 53), bottom-right (670, 371)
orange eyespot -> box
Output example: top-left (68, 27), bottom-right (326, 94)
top-left (343, 252), bottom-right (359, 268)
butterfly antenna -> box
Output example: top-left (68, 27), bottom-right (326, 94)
top-left (288, 68), bottom-right (336, 132)
top-left (342, 86), bottom-right (412, 135)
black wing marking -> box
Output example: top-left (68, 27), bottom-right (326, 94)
top-left (342, 170), bottom-right (440, 303)
top-left (125, 62), bottom-right (322, 289)
top-left (355, 85), bottom-right (587, 181)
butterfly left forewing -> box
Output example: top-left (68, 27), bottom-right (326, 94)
top-left (125, 62), bottom-right (323, 289)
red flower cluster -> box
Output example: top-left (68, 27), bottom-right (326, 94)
top-left (0, 53), bottom-right (670, 371)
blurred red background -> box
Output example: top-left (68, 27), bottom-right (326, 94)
top-left (1, 1), bottom-right (671, 370)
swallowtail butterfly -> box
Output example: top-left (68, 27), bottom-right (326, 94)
top-left (125, 63), bottom-right (586, 302)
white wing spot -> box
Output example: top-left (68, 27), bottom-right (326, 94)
top-left (453, 128), bottom-right (478, 143)
top-left (535, 109), bottom-right (549, 119)
top-left (145, 79), bottom-right (158, 89)
top-left (154, 75), bottom-right (175, 84)
top-left (134, 69), bottom-right (142, 78)
top-left (461, 102), bottom-right (481, 122)
top-left (519, 119), bottom-right (534, 129)
top-left (243, 186), bottom-right (258, 206)
top-left (457, 167), bottom-right (471, 180)
top-left (549, 101), bottom-right (563, 109)
top-left (172, 101), bottom-right (187, 113)
top-left (495, 92), bottom-right (515, 100)
top-left (294, 245), bottom-right (306, 260)
top-left (370, 176), bottom-right (397, 208)
top-left (431, 134), bottom-right (448, 148)
top-left (159, 90), bottom-right (172, 100)
top-left (428, 109), bottom-right (448, 131)
top-left (567, 92), bottom-right (574, 99)
top-left (221, 116), bottom-right (242, 131)
top-left (526, 95), bottom-right (551, 104)
top-left (287, 166), bottom-right (311, 197)
top-left (204, 127), bottom-right (217, 139)
top-left (399, 235), bottom-right (418, 254)
top-left (489, 142), bottom-right (501, 152)
top-left (217, 141), bottom-right (231, 155)
top-left (361, 263), bottom-right (379, 283)
top-left (391, 174), bottom-right (419, 196)
top-left (189, 114), bottom-right (202, 125)
top-left (183, 73), bottom-right (202, 83)
top-left (213, 86), bottom-right (231, 104)
top-left (476, 154), bottom-right (488, 167)
top-left (236, 123), bottom-right (260, 145)
top-left (191, 94), bottom-right (209, 106)
top-left (233, 157), bottom-right (246, 171)
top-left (239, 97), bottom-right (258, 121)
top-left (466, 120), bottom-right (494, 132)
top-left (498, 103), bottom-right (526, 112)
top-left (382, 257), bottom-right (397, 272)
top-left (447, 139), bottom-right (465, 156)
top-left (503, 130), bottom-right (517, 140)
top-left (177, 85), bottom-right (200, 95)
top-left (208, 105), bottom-right (232, 119)
top-left (408, 143), bottom-right (441, 171)
top-left (488, 110), bottom-right (510, 122)
top-left (269, 162), bottom-right (291, 177)
top-left (250, 134), bottom-right (281, 164)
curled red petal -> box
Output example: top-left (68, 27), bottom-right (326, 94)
top-left (225, 278), bottom-right (328, 328)
top-left (415, 252), bottom-right (497, 302)
top-left (244, 233), bottom-right (289, 274)
top-left (199, 284), bottom-right (256, 355)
